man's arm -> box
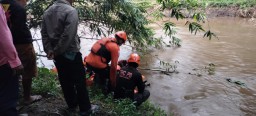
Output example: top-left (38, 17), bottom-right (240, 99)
top-left (41, 15), bottom-right (52, 55)
top-left (53, 9), bottom-right (79, 56)
top-left (136, 73), bottom-right (145, 93)
top-left (108, 43), bottom-right (120, 88)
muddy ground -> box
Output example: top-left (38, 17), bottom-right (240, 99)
top-left (18, 97), bottom-right (67, 116)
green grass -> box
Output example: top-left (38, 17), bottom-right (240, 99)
top-left (32, 67), bottom-right (61, 97)
top-left (88, 86), bottom-right (167, 116)
top-left (32, 67), bottom-right (167, 116)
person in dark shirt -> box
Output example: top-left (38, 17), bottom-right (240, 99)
top-left (0, 0), bottom-right (41, 104)
top-left (114, 53), bottom-right (150, 106)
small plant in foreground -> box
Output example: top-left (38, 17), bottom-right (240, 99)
top-left (32, 67), bottom-right (61, 97)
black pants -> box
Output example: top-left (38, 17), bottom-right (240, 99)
top-left (0, 64), bottom-right (19, 116)
top-left (86, 63), bottom-right (112, 95)
top-left (134, 90), bottom-right (150, 106)
top-left (54, 52), bottom-right (91, 112)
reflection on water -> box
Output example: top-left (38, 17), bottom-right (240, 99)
top-left (140, 17), bottom-right (256, 116)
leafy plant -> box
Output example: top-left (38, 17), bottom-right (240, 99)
top-left (186, 21), bottom-right (205, 35)
top-left (189, 63), bottom-right (216, 76)
top-left (159, 60), bottom-right (179, 73)
top-left (204, 30), bottom-right (218, 40)
top-left (155, 0), bottom-right (218, 46)
top-left (26, 0), bottom-right (219, 53)
top-left (206, 63), bottom-right (215, 75)
top-left (27, 0), bottom-right (157, 50)
top-left (32, 67), bottom-right (61, 97)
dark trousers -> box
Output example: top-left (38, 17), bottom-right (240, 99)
top-left (86, 64), bottom-right (112, 95)
top-left (134, 90), bottom-right (150, 106)
top-left (0, 64), bottom-right (19, 116)
top-left (54, 53), bottom-right (91, 112)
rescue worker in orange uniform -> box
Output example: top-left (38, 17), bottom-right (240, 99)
top-left (85, 31), bottom-right (127, 95)
top-left (114, 53), bottom-right (150, 106)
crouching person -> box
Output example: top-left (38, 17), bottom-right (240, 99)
top-left (114, 53), bottom-right (150, 106)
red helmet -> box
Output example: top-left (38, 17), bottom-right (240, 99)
top-left (115, 31), bottom-right (127, 42)
top-left (127, 53), bottom-right (140, 65)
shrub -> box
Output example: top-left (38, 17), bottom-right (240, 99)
top-left (32, 67), bottom-right (61, 97)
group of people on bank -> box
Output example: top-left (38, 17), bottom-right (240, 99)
top-left (0, 0), bottom-right (150, 115)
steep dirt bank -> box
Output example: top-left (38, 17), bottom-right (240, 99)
top-left (206, 6), bottom-right (256, 18)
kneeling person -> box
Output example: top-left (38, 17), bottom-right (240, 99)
top-left (114, 53), bottom-right (150, 106)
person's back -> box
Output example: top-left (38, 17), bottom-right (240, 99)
top-left (85, 32), bottom-right (127, 95)
top-left (114, 53), bottom-right (150, 106)
top-left (41, 0), bottom-right (80, 56)
top-left (86, 37), bottom-right (119, 69)
top-left (41, 0), bottom-right (99, 115)
top-left (114, 65), bottom-right (144, 99)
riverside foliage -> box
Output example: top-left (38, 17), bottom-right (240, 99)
top-left (27, 0), bottom-right (217, 50)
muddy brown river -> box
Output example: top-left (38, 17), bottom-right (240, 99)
top-left (140, 17), bottom-right (256, 116)
top-left (34, 17), bottom-right (256, 116)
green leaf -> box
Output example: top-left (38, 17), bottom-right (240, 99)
top-left (204, 30), bottom-right (218, 40)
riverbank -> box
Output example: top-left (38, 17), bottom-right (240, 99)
top-left (201, 0), bottom-right (256, 18)
top-left (206, 6), bottom-right (256, 18)
top-left (18, 68), bottom-right (166, 116)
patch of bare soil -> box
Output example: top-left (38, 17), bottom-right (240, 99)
top-left (18, 96), bottom-right (108, 116)
top-left (18, 97), bottom-right (67, 116)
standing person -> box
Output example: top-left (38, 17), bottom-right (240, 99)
top-left (41, 0), bottom-right (98, 115)
top-left (85, 31), bottom-right (127, 95)
top-left (0, 5), bottom-right (23, 116)
top-left (0, 0), bottom-right (41, 105)
top-left (114, 53), bottom-right (150, 107)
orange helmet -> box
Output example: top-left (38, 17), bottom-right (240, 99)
top-left (127, 53), bottom-right (140, 65)
top-left (115, 31), bottom-right (127, 42)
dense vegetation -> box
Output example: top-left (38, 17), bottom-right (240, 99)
top-left (27, 0), bottom-right (218, 51)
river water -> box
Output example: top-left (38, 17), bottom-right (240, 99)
top-left (140, 17), bottom-right (256, 116)
top-left (33, 17), bottom-right (256, 116)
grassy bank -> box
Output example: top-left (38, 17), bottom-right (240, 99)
top-left (22, 67), bottom-right (167, 116)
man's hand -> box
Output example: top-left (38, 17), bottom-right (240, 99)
top-left (47, 51), bottom-right (54, 60)
top-left (12, 64), bottom-right (24, 76)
